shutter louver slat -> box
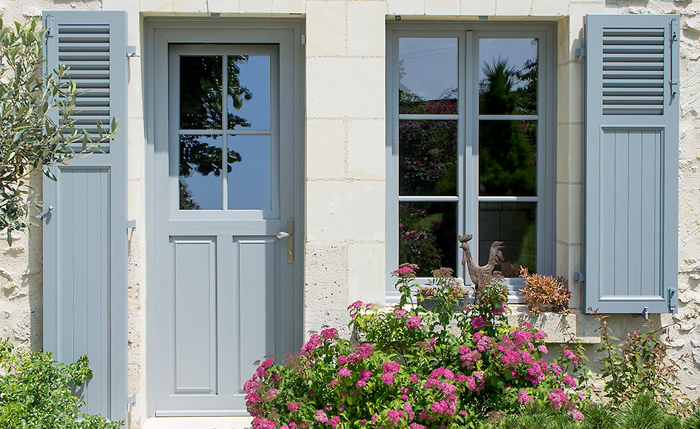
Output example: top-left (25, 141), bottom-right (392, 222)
top-left (601, 26), bottom-right (666, 116)
top-left (55, 22), bottom-right (112, 149)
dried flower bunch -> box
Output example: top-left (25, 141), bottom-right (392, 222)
top-left (519, 267), bottom-right (571, 314)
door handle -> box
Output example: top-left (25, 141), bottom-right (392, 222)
top-left (276, 219), bottom-right (293, 264)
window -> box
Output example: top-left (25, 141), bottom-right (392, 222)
top-left (386, 24), bottom-right (556, 302)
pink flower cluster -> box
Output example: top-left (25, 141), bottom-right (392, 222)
top-left (548, 388), bottom-right (569, 409)
top-left (406, 316), bottom-right (422, 330)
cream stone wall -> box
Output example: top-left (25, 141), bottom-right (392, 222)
top-left (1, 0), bottom-right (700, 427)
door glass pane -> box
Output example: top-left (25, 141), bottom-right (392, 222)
top-left (399, 38), bottom-right (458, 114)
top-left (479, 120), bottom-right (537, 196)
top-left (399, 202), bottom-right (457, 277)
top-left (228, 55), bottom-right (271, 130)
top-left (227, 135), bottom-right (271, 210)
top-left (479, 202), bottom-right (536, 276)
top-left (479, 38), bottom-right (538, 115)
top-left (180, 56), bottom-right (223, 130)
top-left (179, 135), bottom-right (223, 210)
top-left (399, 120), bottom-right (458, 196)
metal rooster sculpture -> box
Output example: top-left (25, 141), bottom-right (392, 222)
top-left (458, 234), bottom-right (504, 293)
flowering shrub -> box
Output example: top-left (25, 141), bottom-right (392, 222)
top-left (245, 265), bottom-right (588, 428)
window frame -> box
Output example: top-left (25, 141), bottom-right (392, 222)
top-left (385, 22), bottom-right (557, 303)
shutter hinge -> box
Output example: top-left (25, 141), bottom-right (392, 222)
top-left (127, 395), bottom-right (136, 406)
top-left (670, 80), bottom-right (679, 98)
top-left (574, 272), bottom-right (585, 284)
top-left (301, 35), bottom-right (306, 45)
top-left (126, 220), bottom-right (136, 231)
top-left (575, 47), bottom-right (586, 60)
top-left (671, 18), bottom-right (679, 43)
top-left (44, 14), bottom-right (54, 38)
top-left (642, 307), bottom-right (649, 321)
top-left (668, 288), bottom-right (677, 312)
top-left (127, 46), bottom-right (138, 59)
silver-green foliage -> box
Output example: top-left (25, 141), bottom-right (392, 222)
top-left (0, 17), bottom-right (116, 244)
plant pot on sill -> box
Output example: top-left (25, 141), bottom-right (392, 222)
top-left (419, 297), bottom-right (466, 312)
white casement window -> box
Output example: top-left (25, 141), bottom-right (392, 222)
top-left (386, 23), bottom-right (556, 302)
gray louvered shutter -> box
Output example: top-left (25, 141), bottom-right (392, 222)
top-left (42, 11), bottom-right (127, 423)
top-left (584, 14), bottom-right (679, 314)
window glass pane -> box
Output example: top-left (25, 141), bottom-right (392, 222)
top-left (479, 202), bottom-right (536, 276)
top-left (399, 120), bottom-right (458, 196)
top-left (227, 135), bottom-right (271, 210)
top-left (228, 55), bottom-right (271, 130)
top-left (180, 56), bottom-right (223, 130)
top-left (399, 202), bottom-right (457, 277)
top-left (479, 38), bottom-right (538, 115)
top-left (399, 38), bottom-right (458, 114)
top-left (179, 135), bottom-right (223, 210)
top-left (479, 120), bottom-right (537, 196)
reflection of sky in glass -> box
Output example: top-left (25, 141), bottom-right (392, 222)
top-left (179, 135), bottom-right (223, 210)
top-left (399, 38), bottom-right (458, 101)
top-left (228, 56), bottom-right (270, 130)
top-left (479, 39), bottom-right (537, 90)
top-left (228, 135), bottom-right (271, 210)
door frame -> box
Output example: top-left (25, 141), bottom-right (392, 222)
top-left (143, 18), bottom-right (305, 418)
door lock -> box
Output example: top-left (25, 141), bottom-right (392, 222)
top-left (276, 219), bottom-right (293, 264)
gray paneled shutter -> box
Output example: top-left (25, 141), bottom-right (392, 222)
top-left (584, 14), bottom-right (679, 314)
top-left (42, 11), bottom-right (127, 423)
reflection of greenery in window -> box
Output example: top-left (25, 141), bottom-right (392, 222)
top-left (399, 120), bottom-right (457, 196)
top-left (479, 59), bottom-right (537, 196)
top-left (399, 202), bottom-right (457, 277)
top-left (399, 206), bottom-right (443, 274)
top-left (179, 180), bottom-right (200, 210)
top-left (178, 55), bottom-right (256, 209)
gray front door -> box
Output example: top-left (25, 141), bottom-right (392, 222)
top-left (154, 43), bottom-right (298, 415)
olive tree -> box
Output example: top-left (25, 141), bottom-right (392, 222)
top-left (0, 17), bottom-right (116, 244)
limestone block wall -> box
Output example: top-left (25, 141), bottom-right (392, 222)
top-left (0, 0), bottom-right (699, 426)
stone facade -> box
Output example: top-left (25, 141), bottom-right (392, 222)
top-left (0, 0), bottom-right (699, 428)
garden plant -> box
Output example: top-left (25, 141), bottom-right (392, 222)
top-left (0, 339), bottom-right (122, 428)
top-left (244, 265), bottom-right (590, 428)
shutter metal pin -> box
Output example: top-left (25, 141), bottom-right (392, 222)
top-left (36, 205), bottom-right (53, 220)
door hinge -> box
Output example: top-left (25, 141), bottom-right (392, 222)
top-left (574, 272), bottom-right (585, 284)
top-left (575, 47), bottom-right (586, 60)
top-left (127, 395), bottom-right (136, 405)
top-left (301, 35), bottom-right (306, 45)
top-left (668, 288), bottom-right (677, 312)
top-left (126, 220), bottom-right (136, 231)
top-left (127, 46), bottom-right (138, 58)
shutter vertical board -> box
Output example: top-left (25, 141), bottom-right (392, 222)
top-left (42, 11), bottom-right (127, 423)
top-left (585, 14), bottom-right (679, 314)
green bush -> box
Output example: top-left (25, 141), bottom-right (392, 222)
top-left (0, 339), bottom-right (121, 428)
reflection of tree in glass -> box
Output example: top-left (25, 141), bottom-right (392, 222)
top-left (180, 55), bottom-right (254, 129)
top-left (178, 55), bottom-right (257, 209)
top-left (179, 136), bottom-right (241, 177)
top-left (179, 180), bottom-right (200, 210)
top-left (479, 58), bottom-right (537, 196)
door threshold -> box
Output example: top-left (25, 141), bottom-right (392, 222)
top-left (141, 416), bottom-right (253, 429)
